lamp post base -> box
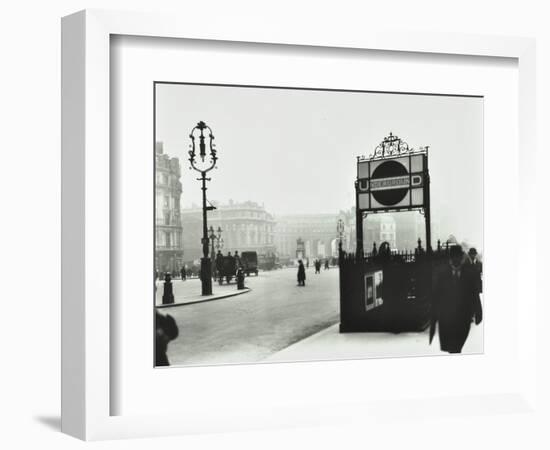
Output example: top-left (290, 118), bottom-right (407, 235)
top-left (200, 257), bottom-right (213, 295)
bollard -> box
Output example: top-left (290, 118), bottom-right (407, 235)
top-left (162, 272), bottom-right (175, 304)
top-left (236, 267), bottom-right (245, 290)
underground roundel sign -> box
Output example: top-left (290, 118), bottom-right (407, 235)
top-left (357, 154), bottom-right (426, 211)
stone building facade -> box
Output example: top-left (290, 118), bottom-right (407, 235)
top-left (180, 200), bottom-right (276, 261)
top-left (340, 208), bottom-right (431, 254)
top-left (362, 212), bottom-right (429, 252)
top-left (274, 213), bottom-right (344, 260)
top-left (155, 142), bottom-right (184, 273)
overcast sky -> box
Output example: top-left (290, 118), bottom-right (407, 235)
top-left (155, 83), bottom-right (483, 248)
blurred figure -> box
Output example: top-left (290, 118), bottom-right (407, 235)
top-left (314, 259), bottom-right (321, 274)
top-left (180, 265), bottom-right (187, 281)
top-left (234, 250), bottom-right (241, 268)
top-left (465, 247), bottom-right (483, 294)
top-left (215, 250), bottom-right (224, 281)
top-left (297, 260), bottom-right (306, 286)
top-left (324, 259), bottom-right (330, 270)
top-left (377, 241), bottom-right (392, 263)
top-left (236, 267), bottom-right (246, 290)
top-left (161, 272), bottom-right (175, 305)
top-left (430, 245), bottom-right (482, 353)
top-left (155, 310), bottom-right (179, 366)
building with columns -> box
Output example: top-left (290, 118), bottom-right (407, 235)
top-left (273, 213), bottom-right (345, 260)
top-left (180, 200), bottom-right (276, 261)
top-left (155, 142), bottom-right (184, 273)
top-left (362, 212), bottom-right (432, 253)
top-left (337, 208), bottom-right (431, 254)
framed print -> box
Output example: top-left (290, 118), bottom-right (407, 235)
top-left (61, 9), bottom-right (537, 441)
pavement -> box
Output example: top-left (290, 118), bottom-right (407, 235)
top-left (263, 319), bottom-right (483, 363)
top-left (155, 277), bottom-right (250, 307)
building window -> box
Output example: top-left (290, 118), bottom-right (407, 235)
top-left (164, 212), bottom-right (170, 225)
top-left (164, 196), bottom-right (169, 207)
top-left (165, 232), bottom-right (171, 248)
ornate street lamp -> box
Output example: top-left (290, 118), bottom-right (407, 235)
top-left (188, 121), bottom-right (218, 295)
top-left (216, 236), bottom-right (224, 252)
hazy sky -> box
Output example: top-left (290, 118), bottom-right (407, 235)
top-left (155, 83), bottom-right (483, 248)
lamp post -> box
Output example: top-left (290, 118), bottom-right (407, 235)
top-left (337, 219), bottom-right (345, 258)
top-left (216, 236), bottom-right (224, 252)
top-left (209, 226), bottom-right (223, 279)
top-left (188, 121), bottom-right (218, 295)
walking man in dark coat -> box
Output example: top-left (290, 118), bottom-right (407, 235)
top-left (297, 259), bottom-right (306, 286)
top-left (234, 250), bottom-right (241, 268)
top-left (465, 247), bottom-right (483, 294)
top-left (213, 250), bottom-right (222, 281)
top-left (430, 245), bottom-right (483, 353)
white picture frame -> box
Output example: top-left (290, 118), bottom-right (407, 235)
top-left (61, 9), bottom-right (537, 441)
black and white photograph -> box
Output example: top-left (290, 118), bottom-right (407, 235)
top-left (4, 0), bottom-right (546, 445)
top-left (153, 82), bottom-right (483, 367)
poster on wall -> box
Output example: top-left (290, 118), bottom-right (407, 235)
top-left (364, 270), bottom-right (384, 311)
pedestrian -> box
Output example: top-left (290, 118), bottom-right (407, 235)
top-left (180, 265), bottom-right (186, 281)
top-left (377, 241), bottom-right (392, 263)
top-left (306, 258), bottom-right (309, 269)
top-left (227, 251), bottom-right (235, 267)
top-left (464, 247), bottom-right (482, 294)
top-left (315, 259), bottom-right (321, 274)
top-left (234, 250), bottom-right (241, 268)
top-left (297, 259), bottom-right (306, 286)
top-left (215, 250), bottom-right (224, 282)
top-left (162, 272), bottom-right (175, 305)
top-left (430, 245), bottom-right (482, 353)
top-left (155, 309), bottom-right (179, 366)
top-left (236, 267), bottom-right (245, 290)
top-left (324, 259), bottom-right (330, 270)
top-left (227, 252), bottom-right (236, 281)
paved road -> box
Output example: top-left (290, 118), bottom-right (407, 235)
top-left (165, 266), bottom-right (340, 366)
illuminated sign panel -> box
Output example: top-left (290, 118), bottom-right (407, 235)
top-left (357, 153), bottom-right (427, 212)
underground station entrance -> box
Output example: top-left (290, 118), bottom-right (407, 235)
top-left (339, 133), bottom-right (448, 333)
